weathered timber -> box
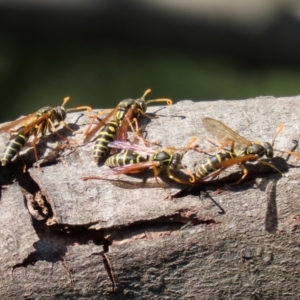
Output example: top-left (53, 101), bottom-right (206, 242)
top-left (0, 96), bottom-right (300, 299)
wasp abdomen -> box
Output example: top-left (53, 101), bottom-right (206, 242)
top-left (196, 152), bottom-right (235, 179)
top-left (93, 121), bottom-right (119, 163)
top-left (1, 127), bottom-right (30, 166)
top-left (105, 151), bottom-right (147, 168)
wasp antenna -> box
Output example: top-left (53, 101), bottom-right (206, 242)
top-left (142, 89), bottom-right (152, 98)
top-left (186, 136), bottom-right (198, 150)
top-left (142, 88), bottom-right (172, 105)
top-left (273, 148), bottom-right (286, 153)
top-left (145, 98), bottom-right (173, 105)
top-left (272, 123), bottom-right (284, 146)
top-left (62, 96), bottom-right (70, 107)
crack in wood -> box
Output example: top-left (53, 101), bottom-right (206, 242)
top-left (9, 207), bottom-right (216, 293)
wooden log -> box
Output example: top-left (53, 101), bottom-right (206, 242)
top-left (0, 96), bottom-right (300, 299)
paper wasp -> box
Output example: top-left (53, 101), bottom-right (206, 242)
top-left (82, 138), bottom-right (197, 198)
top-left (83, 89), bottom-right (172, 164)
top-left (0, 97), bottom-right (91, 168)
top-left (195, 117), bottom-right (284, 183)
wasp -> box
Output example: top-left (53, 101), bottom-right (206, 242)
top-left (0, 97), bottom-right (91, 168)
top-left (83, 89), bottom-right (172, 164)
top-left (195, 117), bottom-right (284, 183)
top-left (82, 138), bottom-right (196, 198)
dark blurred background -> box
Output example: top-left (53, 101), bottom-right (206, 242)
top-left (1, 0), bottom-right (300, 122)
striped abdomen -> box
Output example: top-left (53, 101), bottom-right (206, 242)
top-left (105, 151), bottom-right (147, 168)
top-left (1, 127), bottom-right (31, 166)
top-left (196, 152), bottom-right (236, 179)
top-left (93, 120), bottom-right (118, 163)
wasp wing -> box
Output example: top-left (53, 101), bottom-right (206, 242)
top-left (0, 110), bottom-right (56, 135)
top-left (0, 112), bottom-right (39, 133)
top-left (83, 106), bottom-right (119, 143)
top-left (108, 141), bottom-right (156, 156)
top-left (202, 117), bottom-right (251, 149)
top-left (213, 154), bottom-right (257, 169)
top-left (116, 107), bottom-right (134, 142)
top-left (99, 161), bottom-right (157, 176)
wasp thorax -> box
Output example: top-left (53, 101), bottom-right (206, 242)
top-left (116, 99), bottom-right (135, 121)
top-left (246, 143), bottom-right (268, 158)
top-left (153, 150), bottom-right (172, 165)
top-left (37, 106), bottom-right (52, 115)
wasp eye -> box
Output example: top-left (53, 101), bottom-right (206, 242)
top-left (264, 142), bottom-right (274, 158)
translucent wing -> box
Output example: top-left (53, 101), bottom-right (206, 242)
top-left (108, 141), bottom-right (156, 156)
top-left (0, 112), bottom-right (39, 133)
top-left (202, 117), bottom-right (251, 149)
top-left (95, 161), bottom-right (157, 176)
top-left (213, 154), bottom-right (257, 169)
top-left (83, 106), bottom-right (119, 143)
top-left (116, 107), bottom-right (134, 142)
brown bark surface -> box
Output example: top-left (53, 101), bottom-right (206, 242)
top-left (0, 96), bottom-right (300, 299)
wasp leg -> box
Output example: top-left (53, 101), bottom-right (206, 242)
top-left (83, 109), bottom-right (112, 138)
top-left (166, 168), bottom-right (194, 185)
top-left (197, 167), bottom-right (227, 182)
top-left (59, 121), bottom-right (76, 134)
top-left (83, 114), bottom-right (100, 137)
top-left (31, 125), bottom-right (43, 171)
top-left (181, 165), bottom-right (196, 183)
top-left (151, 165), bottom-right (173, 199)
top-left (128, 117), bottom-right (160, 147)
top-left (32, 119), bottom-right (75, 171)
top-left (257, 160), bottom-right (284, 177)
top-left (229, 164), bottom-right (249, 185)
top-left (194, 136), bottom-right (230, 154)
top-left (66, 105), bottom-right (94, 134)
top-left (46, 118), bottom-right (72, 140)
top-left (86, 108), bottom-right (112, 120)
top-left (231, 159), bottom-right (283, 186)
top-left (136, 108), bottom-right (157, 120)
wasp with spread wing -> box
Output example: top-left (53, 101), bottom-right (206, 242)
top-left (83, 139), bottom-right (196, 198)
top-left (0, 97), bottom-right (91, 168)
top-left (195, 117), bottom-right (284, 183)
top-left (83, 89), bottom-right (172, 164)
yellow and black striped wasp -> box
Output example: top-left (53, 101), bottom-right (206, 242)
top-left (82, 138), bottom-right (197, 198)
top-left (83, 89), bottom-right (172, 164)
top-left (194, 117), bottom-right (284, 183)
top-left (0, 97), bottom-right (91, 168)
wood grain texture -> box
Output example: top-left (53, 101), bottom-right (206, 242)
top-left (0, 96), bottom-right (300, 299)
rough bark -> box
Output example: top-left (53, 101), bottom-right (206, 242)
top-left (0, 96), bottom-right (300, 299)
